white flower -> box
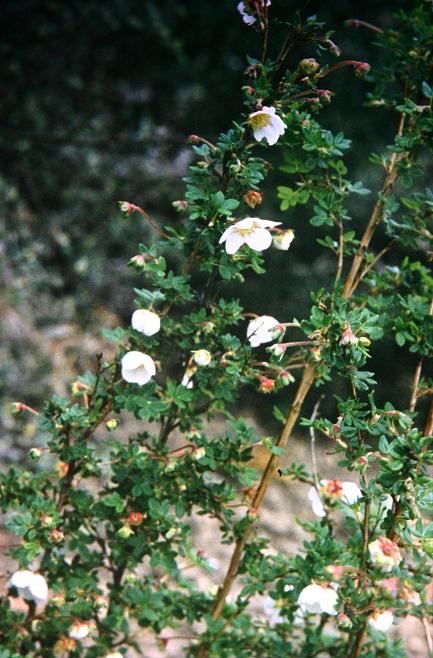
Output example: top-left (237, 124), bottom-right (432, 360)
top-left (368, 610), bottom-right (394, 632)
top-left (237, 0), bottom-right (271, 25)
top-left (368, 537), bottom-right (402, 572)
top-left (247, 315), bottom-right (280, 347)
top-left (264, 596), bottom-right (284, 625)
top-left (297, 583), bottom-right (338, 616)
top-left (68, 621), bottom-right (94, 640)
top-left (105, 654), bottom-right (123, 658)
top-left (121, 351), bottom-right (156, 385)
top-left (249, 106), bottom-right (286, 145)
top-left (219, 217), bottom-right (281, 255)
top-left (341, 481), bottom-right (362, 505)
top-left (131, 309), bottom-right (160, 336)
top-left (273, 229), bottom-right (295, 251)
top-left (8, 570), bottom-right (48, 605)
top-left (308, 487), bottom-right (326, 518)
top-left (193, 349), bottom-right (212, 367)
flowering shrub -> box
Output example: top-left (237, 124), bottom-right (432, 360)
top-left (1, 3), bottom-right (433, 658)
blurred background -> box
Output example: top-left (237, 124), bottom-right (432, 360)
top-left (1, 0), bottom-right (430, 462)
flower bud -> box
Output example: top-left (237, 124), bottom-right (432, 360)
top-left (41, 513), bottom-right (54, 527)
top-left (318, 89), bottom-right (333, 104)
top-left (354, 62), bottom-right (371, 77)
top-left (54, 637), bottom-right (77, 655)
top-left (71, 380), bottom-right (88, 395)
top-left (279, 370), bottom-right (294, 385)
top-left (193, 447), bottom-right (206, 461)
top-left (28, 447), bottom-right (42, 461)
top-left (359, 336), bottom-right (371, 346)
top-left (55, 462), bottom-right (69, 478)
top-left (299, 58), bottom-right (320, 74)
top-left (119, 201), bottom-right (135, 214)
top-left (242, 85), bottom-right (255, 95)
top-left (127, 512), bottom-right (144, 526)
top-left (337, 612), bottom-right (353, 629)
top-left (340, 323), bottom-right (359, 346)
top-left (273, 229), bottom-right (294, 251)
top-left (51, 592), bottom-right (65, 606)
top-left (11, 401), bottom-right (26, 415)
top-left (243, 190), bottom-right (263, 208)
top-left (106, 418), bottom-right (118, 431)
top-left (248, 507), bottom-right (260, 520)
top-left (166, 526), bottom-right (179, 540)
top-left (130, 254), bottom-right (147, 268)
top-left (172, 199), bottom-right (188, 211)
top-left (49, 528), bottom-right (65, 543)
top-left (193, 349), bottom-right (212, 367)
top-left (202, 321), bottom-right (215, 334)
top-left (259, 377), bottom-right (276, 394)
top-left (188, 134), bottom-right (201, 144)
top-left (117, 525), bottom-right (134, 539)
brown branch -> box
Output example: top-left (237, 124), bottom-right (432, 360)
top-left (409, 358), bottom-right (424, 412)
top-left (345, 19), bottom-right (383, 34)
top-left (342, 113), bottom-right (406, 299)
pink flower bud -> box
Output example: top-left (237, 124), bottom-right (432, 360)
top-left (354, 62), bottom-right (371, 77)
top-left (49, 528), bottom-right (65, 544)
top-left (188, 134), bottom-right (201, 144)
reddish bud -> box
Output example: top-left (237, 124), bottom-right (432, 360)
top-left (248, 506), bottom-right (260, 520)
top-left (243, 190), bottom-right (263, 208)
top-left (187, 134), bottom-right (201, 144)
top-left (128, 512), bottom-right (144, 526)
top-left (259, 377), bottom-right (276, 394)
top-left (354, 62), bottom-right (371, 77)
top-left (49, 528), bottom-right (65, 543)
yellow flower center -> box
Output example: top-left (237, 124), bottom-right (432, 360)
top-left (249, 113), bottom-right (271, 130)
top-left (235, 227), bottom-right (255, 236)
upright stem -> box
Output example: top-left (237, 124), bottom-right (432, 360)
top-left (342, 113), bottom-right (406, 299)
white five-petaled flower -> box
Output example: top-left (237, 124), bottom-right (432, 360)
top-left (131, 309), bottom-right (160, 336)
top-left (297, 583), bottom-right (338, 616)
top-left (121, 351), bottom-right (156, 385)
top-left (237, 0), bottom-right (271, 25)
top-left (368, 610), bottom-right (394, 632)
top-left (68, 620), bottom-right (95, 640)
top-left (249, 106), bottom-right (286, 145)
top-left (8, 570), bottom-right (48, 605)
top-left (247, 315), bottom-right (281, 348)
top-left (273, 229), bottom-right (295, 251)
top-left (308, 480), bottom-right (362, 518)
top-left (219, 217), bottom-right (281, 255)
top-left (193, 349), bottom-right (212, 367)
top-left (368, 536), bottom-right (402, 572)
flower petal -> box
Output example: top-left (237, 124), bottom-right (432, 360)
top-left (244, 228), bottom-right (273, 251)
top-left (225, 232), bottom-right (244, 254)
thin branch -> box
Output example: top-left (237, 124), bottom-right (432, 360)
top-left (346, 19), bottom-right (384, 34)
top-left (409, 358), bottom-right (424, 412)
top-left (422, 616), bottom-right (433, 656)
top-left (309, 396), bottom-right (324, 489)
top-left (342, 113), bottom-right (406, 298)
